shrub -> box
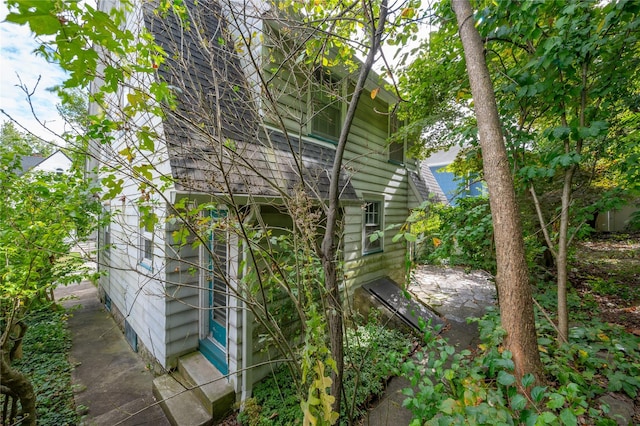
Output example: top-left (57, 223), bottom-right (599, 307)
top-left (399, 307), bottom-right (640, 425)
top-left (416, 197), bottom-right (496, 273)
top-left (238, 321), bottom-right (412, 425)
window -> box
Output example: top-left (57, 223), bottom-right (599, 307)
top-left (310, 71), bottom-right (342, 142)
top-left (139, 208), bottom-right (155, 270)
top-left (363, 200), bottom-right (382, 254)
top-left (104, 223), bottom-right (111, 253)
top-left (388, 112), bottom-right (404, 164)
top-left (102, 205), bottom-right (111, 254)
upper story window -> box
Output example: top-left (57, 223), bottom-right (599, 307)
top-left (363, 200), bottom-right (383, 254)
top-left (310, 71), bottom-right (343, 142)
top-left (388, 112), bottom-right (404, 164)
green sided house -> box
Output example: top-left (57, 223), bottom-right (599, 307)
top-left (89, 0), bottom-right (433, 422)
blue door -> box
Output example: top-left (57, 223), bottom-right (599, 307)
top-left (199, 218), bottom-right (229, 375)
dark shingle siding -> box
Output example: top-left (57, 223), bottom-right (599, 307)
top-left (143, 0), bottom-right (356, 200)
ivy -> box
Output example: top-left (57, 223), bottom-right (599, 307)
top-left (400, 289), bottom-right (640, 425)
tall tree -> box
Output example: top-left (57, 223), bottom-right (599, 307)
top-left (316, 1), bottom-right (389, 412)
top-left (0, 121), bottom-right (54, 156)
top-left (451, 0), bottom-right (543, 381)
top-left (0, 141), bottom-right (101, 425)
top-left (400, 0), bottom-right (639, 343)
top-left (476, 0), bottom-right (640, 342)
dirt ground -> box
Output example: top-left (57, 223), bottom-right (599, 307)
top-left (570, 232), bottom-right (640, 334)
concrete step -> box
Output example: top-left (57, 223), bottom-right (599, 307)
top-left (177, 352), bottom-right (236, 420)
top-left (152, 375), bottom-right (212, 426)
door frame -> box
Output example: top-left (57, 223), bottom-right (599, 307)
top-left (199, 208), bottom-right (237, 375)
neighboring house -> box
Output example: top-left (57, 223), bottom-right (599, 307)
top-left (595, 202), bottom-right (640, 232)
top-left (419, 161), bottom-right (448, 204)
top-left (88, 0), bottom-right (433, 419)
top-left (18, 150), bottom-right (72, 176)
top-left (422, 145), bottom-right (484, 205)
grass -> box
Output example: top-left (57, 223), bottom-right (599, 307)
top-left (10, 307), bottom-right (79, 426)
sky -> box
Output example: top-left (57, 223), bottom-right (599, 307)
top-left (0, 3), bottom-right (68, 143)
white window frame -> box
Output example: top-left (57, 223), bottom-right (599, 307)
top-left (362, 199), bottom-right (383, 255)
top-left (138, 208), bottom-right (154, 271)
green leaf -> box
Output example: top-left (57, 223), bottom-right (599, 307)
top-left (519, 410), bottom-right (538, 426)
top-left (531, 386), bottom-right (547, 403)
top-left (138, 127), bottom-right (156, 151)
top-left (497, 370), bottom-right (516, 387)
top-left (536, 411), bottom-right (557, 424)
top-left (546, 392), bottom-right (565, 409)
top-left (521, 373), bottom-right (535, 388)
top-left (134, 164), bottom-right (153, 181)
top-left (551, 127), bottom-right (571, 140)
top-left (559, 408), bottom-right (577, 426)
top-left (404, 232), bottom-right (417, 242)
top-left (510, 394), bottom-right (527, 411)
top-left (439, 398), bottom-right (457, 414)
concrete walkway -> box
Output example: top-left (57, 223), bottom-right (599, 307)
top-left (364, 265), bottom-right (496, 425)
top-left (55, 281), bottom-right (170, 426)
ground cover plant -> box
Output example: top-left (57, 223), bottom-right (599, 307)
top-left (400, 232), bottom-right (640, 425)
top-left (571, 232), bottom-right (640, 334)
top-left (401, 310), bottom-right (639, 425)
top-left (237, 320), bottom-right (413, 425)
top-left (8, 307), bottom-right (78, 426)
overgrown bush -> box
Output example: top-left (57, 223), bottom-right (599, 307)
top-left (342, 322), bottom-right (413, 421)
top-left (399, 305), bottom-right (640, 425)
top-left (416, 197), bottom-right (496, 273)
top-left (238, 320), bottom-right (412, 425)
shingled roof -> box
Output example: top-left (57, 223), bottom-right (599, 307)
top-left (419, 161), bottom-right (447, 203)
top-left (143, 0), bottom-right (356, 199)
top-left (18, 155), bottom-right (45, 176)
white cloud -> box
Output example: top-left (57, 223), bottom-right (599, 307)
top-left (0, 3), bottom-right (68, 144)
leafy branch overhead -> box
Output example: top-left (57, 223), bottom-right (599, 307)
top-left (402, 0), bottom-right (639, 343)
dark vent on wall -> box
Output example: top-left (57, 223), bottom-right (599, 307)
top-left (104, 293), bottom-right (111, 312)
top-left (125, 320), bottom-right (138, 352)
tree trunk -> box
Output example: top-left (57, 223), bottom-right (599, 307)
top-left (321, 2), bottom-right (388, 417)
top-left (556, 164), bottom-right (576, 343)
top-left (0, 357), bottom-right (37, 426)
top-left (452, 0), bottom-right (544, 382)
